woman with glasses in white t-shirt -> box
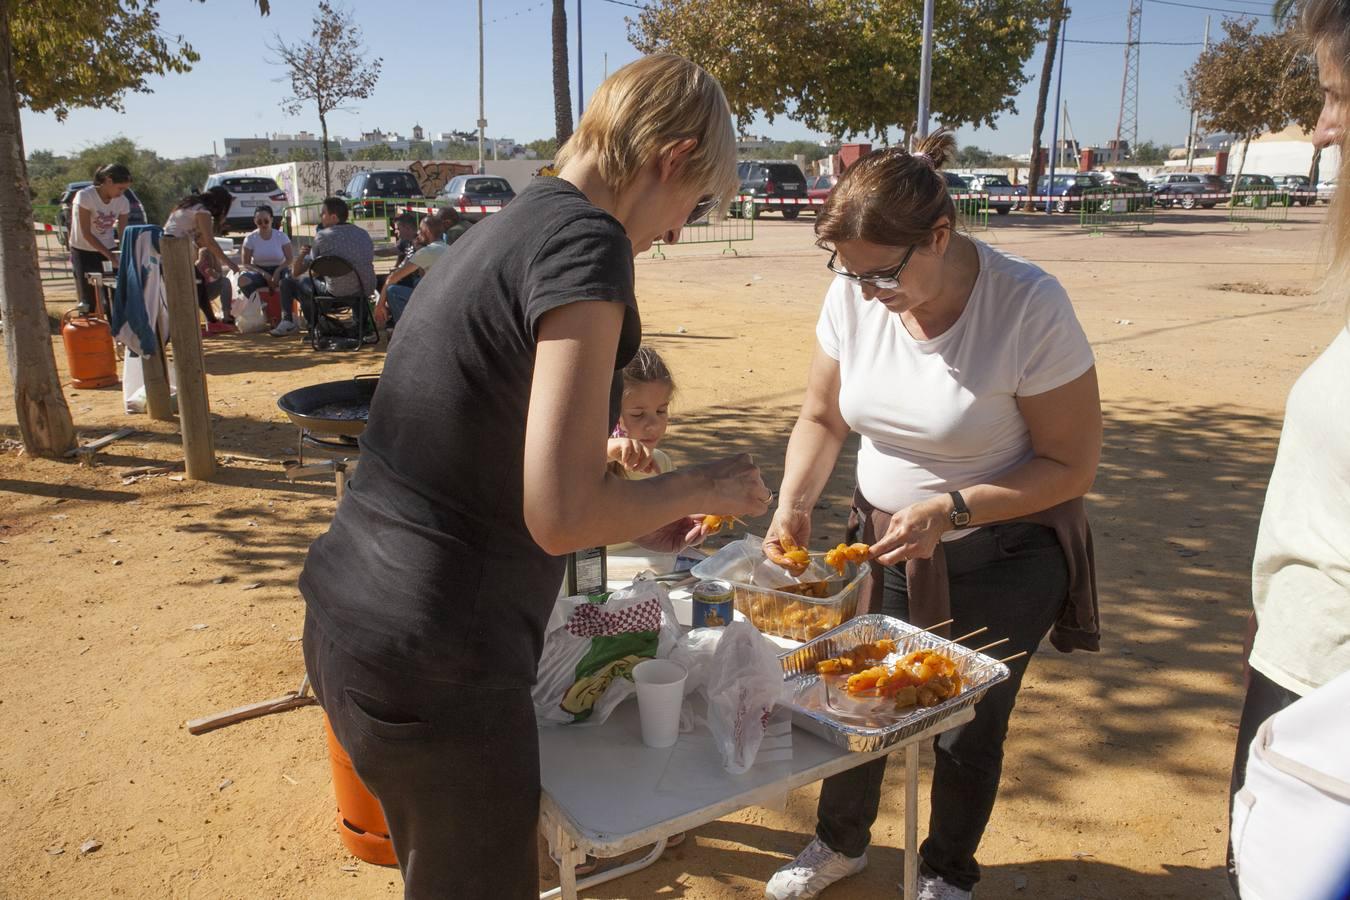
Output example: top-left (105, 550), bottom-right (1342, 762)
top-left (237, 205), bottom-right (293, 299)
top-left (763, 131), bottom-right (1102, 900)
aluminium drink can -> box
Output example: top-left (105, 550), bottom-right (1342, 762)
top-left (692, 579), bottom-right (734, 628)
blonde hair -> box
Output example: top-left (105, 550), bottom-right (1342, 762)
top-left (815, 130), bottom-right (959, 249)
top-left (555, 53), bottom-right (739, 210)
top-left (622, 345), bottom-right (676, 397)
top-left (1300, 0), bottom-right (1350, 320)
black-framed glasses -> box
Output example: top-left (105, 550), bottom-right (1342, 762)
top-left (826, 245), bottom-right (917, 290)
top-left (686, 194), bottom-right (719, 225)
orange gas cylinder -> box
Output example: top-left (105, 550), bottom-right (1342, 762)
top-left (60, 309), bottom-right (119, 389)
top-left (323, 715), bottom-right (397, 866)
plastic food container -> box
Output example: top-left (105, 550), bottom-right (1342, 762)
top-left (690, 537), bottom-right (868, 642)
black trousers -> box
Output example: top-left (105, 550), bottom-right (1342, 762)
top-left (815, 522), bottom-right (1069, 891)
top-left (1226, 667), bottom-right (1300, 897)
top-left (303, 611), bottom-right (541, 899)
top-left (70, 248), bottom-right (107, 312)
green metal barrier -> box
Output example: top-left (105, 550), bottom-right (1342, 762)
top-left (953, 193), bottom-right (990, 233)
top-left (1078, 189), bottom-right (1154, 235)
top-left (31, 204), bottom-right (73, 283)
top-left (1229, 190), bottom-right (1292, 228)
top-left (650, 213), bottom-right (754, 258)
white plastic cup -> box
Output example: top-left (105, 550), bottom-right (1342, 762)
top-left (633, 659), bottom-right (688, 749)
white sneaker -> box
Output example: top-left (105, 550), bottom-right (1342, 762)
top-left (269, 319), bottom-right (298, 336)
top-left (765, 837), bottom-right (867, 899)
top-left (910, 872), bottom-right (971, 900)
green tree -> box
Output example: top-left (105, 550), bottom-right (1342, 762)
top-left (2, 0), bottom-right (268, 457)
top-left (528, 137), bottom-right (559, 159)
top-left (351, 143), bottom-right (396, 161)
top-left (270, 1), bottom-right (381, 198)
top-left (630, 0), bottom-right (1052, 145)
top-left (1130, 140), bottom-right (1171, 166)
top-left (229, 146), bottom-right (280, 173)
top-left (408, 140), bottom-right (433, 159)
top-left (285, 146), bottom-right (317, 162)
top-left (1184, 20), bottom-right (1320, 193)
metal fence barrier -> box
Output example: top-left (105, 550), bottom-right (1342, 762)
top-left (953, 192), bottom-right (990, 233)
top-left (1229, 190), bottom-right (1293, 228)
top-left (651, 214), bottom-right (755, 258)
top-left (31, 204), bottom-right (74, 283)
top-left (1078, 190), bottom-right (1155, 234)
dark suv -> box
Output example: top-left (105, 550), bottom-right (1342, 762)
top-left (1034, 173), bottom-right (1105, 212)
top-left (1150, 173), bottom-right (1225, 209)
top-left (732, 161), bottom-right (809, 219)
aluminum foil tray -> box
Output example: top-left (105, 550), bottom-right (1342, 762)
top-left (779, 614), bottom-right (1011, 753)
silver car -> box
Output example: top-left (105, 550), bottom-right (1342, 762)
top-left (438, 175), bottom-right (516, 222)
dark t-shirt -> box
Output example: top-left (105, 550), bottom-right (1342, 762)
top-left (300, 178), bottom-right (639, 685)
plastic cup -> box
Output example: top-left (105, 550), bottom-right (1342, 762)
top-left (633, 659), bottom-right (688, 749)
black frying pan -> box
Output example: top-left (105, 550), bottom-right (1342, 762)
top-left (277, 374), bottom-right (378, 438)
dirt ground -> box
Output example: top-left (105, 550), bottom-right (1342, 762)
top-left (2, 207), bottom-right (1345, 900)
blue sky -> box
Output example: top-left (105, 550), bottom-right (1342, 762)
top-left (19, 0), bottom-right (1277, 159)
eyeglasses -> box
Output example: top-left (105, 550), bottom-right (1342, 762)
top-left (826, 245), bottom-right (917, 290)
top-left (686, 195), bottom-right (719, 225)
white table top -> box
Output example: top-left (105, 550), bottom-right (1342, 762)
top-left (538, 698), bottom-right (973, 857)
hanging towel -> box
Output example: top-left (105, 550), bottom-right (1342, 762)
top-left (112, 225), bottom-right (168, 357)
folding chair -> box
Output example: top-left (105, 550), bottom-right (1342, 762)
top-left (308, 255), bottom-right (378, 351)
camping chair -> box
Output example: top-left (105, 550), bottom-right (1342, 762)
top-left (307, 255), bottom-right (378, 351)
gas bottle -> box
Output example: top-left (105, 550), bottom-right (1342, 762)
top-left (61, 309), bottom-right (119, 389)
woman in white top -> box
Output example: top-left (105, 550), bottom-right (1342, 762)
top-left (1227, 2), bottom-right (1350, 894)
top-left (237, 205), bottom-right (293, 297)
top-left (69, 164), bottom-right (132, 313)
top-left (763, 132), bottom-right (1101, 900)
top-left (164, 186), bottom-right (240, 326)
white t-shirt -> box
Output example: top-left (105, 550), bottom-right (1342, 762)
top-left (164, 205), bottom-right (203, 241)
top-left (70, 186), bottom-right (130, 253)
top-left (1249, 326), bottom-right (1350, 696)
top-left (816, 239), bottom-right (1095, 526)
top-left (409, 240), bottom-right (449, 273)
top-left (243, 229), bottom-right (291, 267)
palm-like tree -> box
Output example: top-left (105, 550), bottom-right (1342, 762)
top-left (553, 0), bottom-right (574, 146)
top-left (1027, 0), bottom-right (1066, 208)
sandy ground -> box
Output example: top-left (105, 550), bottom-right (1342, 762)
top-left (2, 207), bottom-right (1345, 900)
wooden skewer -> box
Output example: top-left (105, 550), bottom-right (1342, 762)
top-left (997, 651), bottom-right (1028, 664)
top-left (972, 637), bottom-right (1010, 655)
top-left (918, 618), bottom-right (954, 634)
top-left (948, 626), bottom-right (988, 645)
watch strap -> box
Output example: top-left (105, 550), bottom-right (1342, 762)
top-left (949, 491), bottom-right (971, 527)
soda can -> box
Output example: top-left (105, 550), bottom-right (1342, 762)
top-left (692, 579), bottom-right (734, 628)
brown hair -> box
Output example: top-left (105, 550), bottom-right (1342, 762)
top-left (815, 130), bottom-right (958, 249)
top-left (1301, 0), bottom-right (1350, 316)
top-left (621, 345), bottom-right (676, 397)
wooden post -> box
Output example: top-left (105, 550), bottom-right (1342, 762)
top-left (159, 236), bottom-right (216, 480)
top-left (141, 338), bottom-right (174, 422)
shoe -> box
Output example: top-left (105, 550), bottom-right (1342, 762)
top-left (909, 872), bottom-right (971, 900)
top-left (269, 319), bottom-right (299, 336)
top-left (765, 837), bottom-right (867, 899)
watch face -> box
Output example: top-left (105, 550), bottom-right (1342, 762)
top-left (952, 512), bottom-right (971, 527)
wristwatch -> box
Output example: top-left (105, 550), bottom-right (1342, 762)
top-left (948, 491), bottom-right (972, 529)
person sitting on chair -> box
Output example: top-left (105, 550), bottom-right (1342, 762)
top-left (374, 214), bottom-right (452, 329)
top-left (272, 196), bottom-right (375, 337)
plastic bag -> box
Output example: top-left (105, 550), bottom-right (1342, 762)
top-left (533, 580), bottom-right (680, 726)
top-left (122, 353), bottom-right (177, 415)
top-left (704, 621), bottom-right (787, 774)
top-left (233, 292), bottom-right (270, 333)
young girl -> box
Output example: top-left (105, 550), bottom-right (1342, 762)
top-left (607, 346), bottom-right (676, 479)
top-left (70, 164), bottom-right (132, 314)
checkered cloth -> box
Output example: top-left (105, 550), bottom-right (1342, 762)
top-left (565, 598), bottom-right (664, 638)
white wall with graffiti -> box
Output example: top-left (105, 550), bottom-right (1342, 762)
top-left (217, 159), bottom-right (555, 225)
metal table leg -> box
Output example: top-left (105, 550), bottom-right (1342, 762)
top-left (904, 745), bottom-right (919, 900)
top-left (538, 832), bottom-right (670, 900)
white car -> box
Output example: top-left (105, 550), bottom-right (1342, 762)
top-left (203, 174), bottom-right (289, 233)
top-left (1317, 177), bottom-right (1337, 203)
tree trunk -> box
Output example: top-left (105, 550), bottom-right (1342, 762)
top-left (1027, 0), bottom-right (1065, 206)
top-left (0, 0), bottom-right (76, 457)
top-left (552, 0), bottom-right (573, 146)
top-left (319, 113), bottom-right (331, 199)
top-left (1308, 144), bottom-right (1322, 188)
top-left (1229, 135), bottom-right (1252, 207)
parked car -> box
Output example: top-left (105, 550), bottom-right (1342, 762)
top-left (807, 173), bottom-right (838, 204)
top-left (731, 161), bottom-right (809, 219)
top-left (1317, 177), bottom-right (1337, 203)
top-left (1099, 170), bottom-right (1151, 194)
top-left (1220, 174), bottom-right (1236, 191)
top-left (1274, 174), bottom-right (1316, 206)
top-left (203, 174), bottom-right (289, 232)
top-left (962, 173), bottom-right (1026, 214)
top-left (1034, 173), bottom-right (1107, 213)
top-left (54, 180), bottom-right (147, 248)
top-left (338, 169), bottom-right (427, 223)
top-left (438, 175), bottom-right (516, 222)
top-left (1150, 173), bottom-right (1225, 209)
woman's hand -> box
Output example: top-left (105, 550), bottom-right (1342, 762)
top-left (690, 453), bottom-right (771, 519)
top-left (764, 506), bottom-right (812, 575)
top-left (374, 296), bottom-right (389, 327)
top-left (606, 437), bottom-right (657, 475)
top-left (870, 496), bottom-right (952, 566)
top-left (634, 516), bottom-right (705, 553)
